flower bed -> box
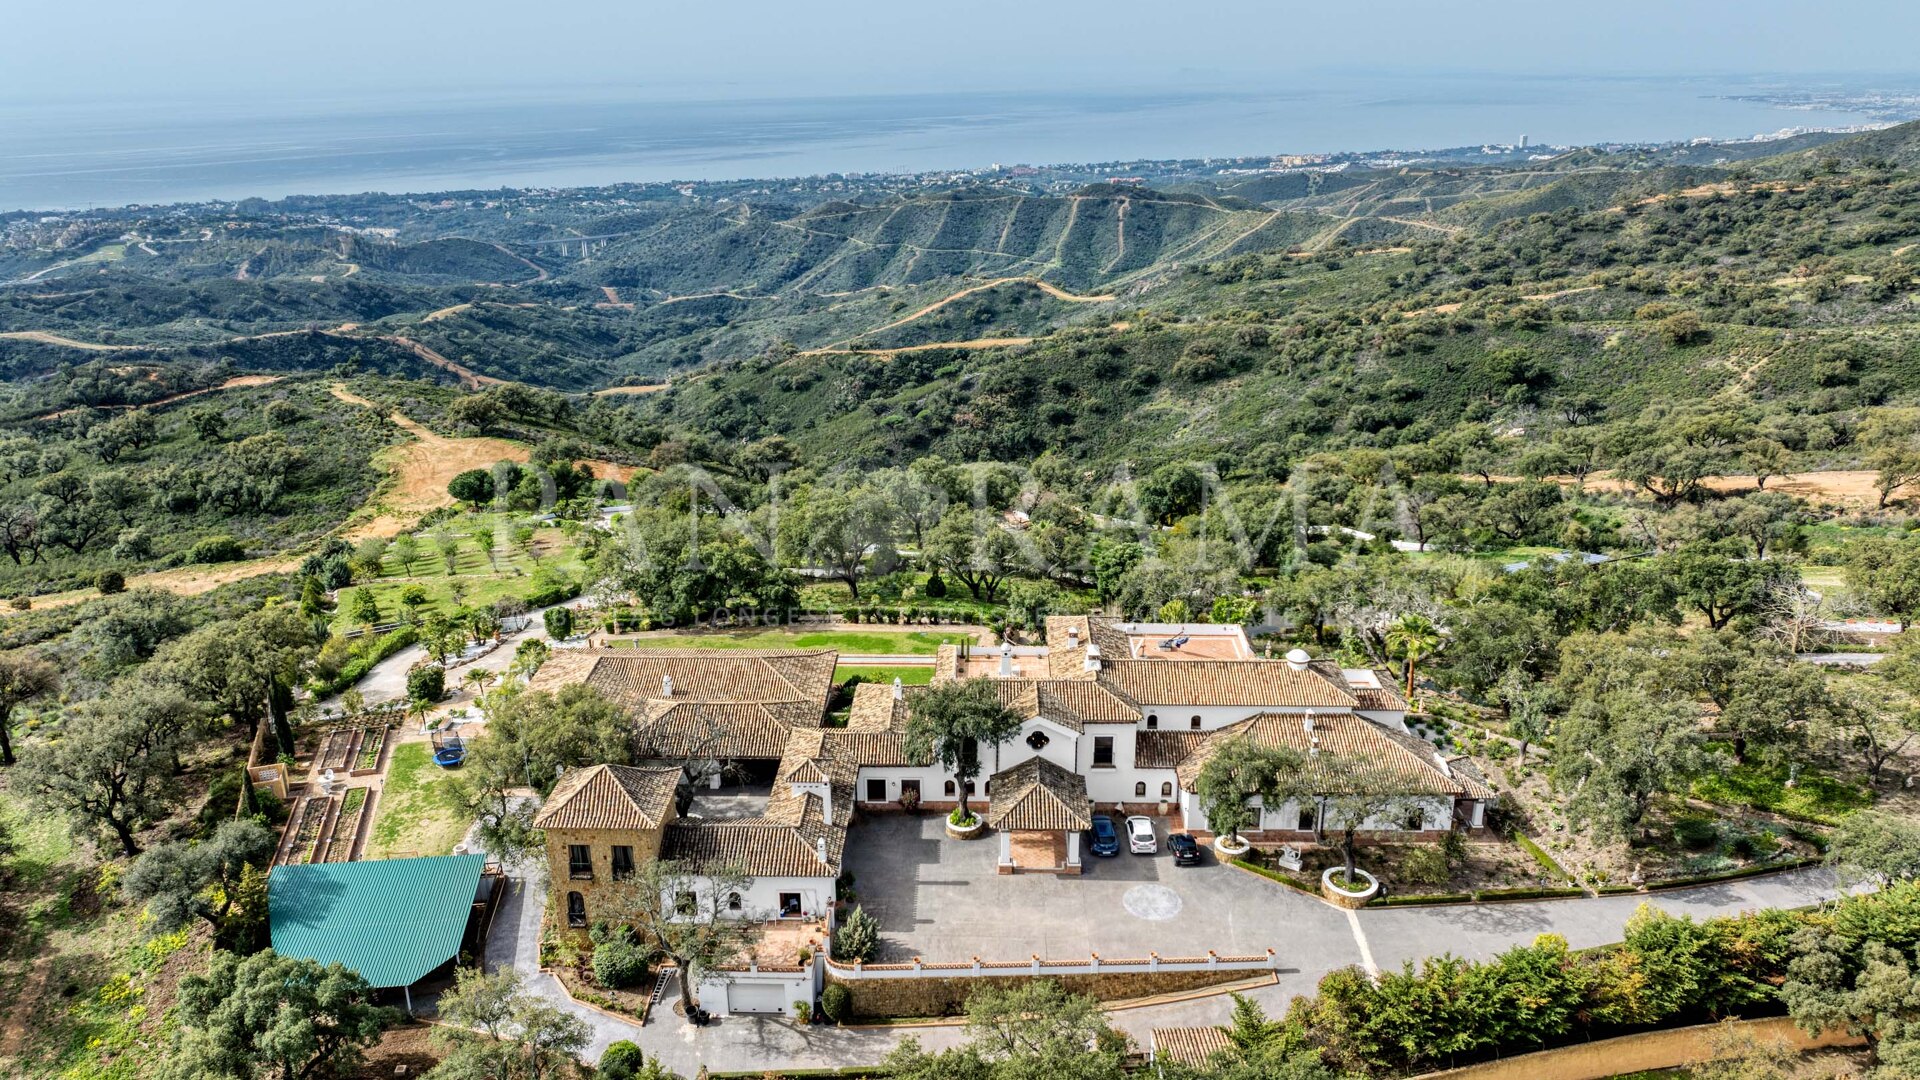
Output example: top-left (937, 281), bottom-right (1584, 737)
top-left (327, 788), bottom-right (368, 862)
top-left (352, 726), bottom-right (387, 774)
top-left (553, 963), bottom-right (655, 1024)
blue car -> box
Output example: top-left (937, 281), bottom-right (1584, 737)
top-left (1087, 815), bottom-right (1120, 857)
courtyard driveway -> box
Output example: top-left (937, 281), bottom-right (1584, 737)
top-left (474, 809), bottom-right (1851, 1076)
top-left (843, 813), bottom-right (1362, 982)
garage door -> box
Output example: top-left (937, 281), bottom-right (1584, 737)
top-left (727, 981), bottom-right (788, 1015)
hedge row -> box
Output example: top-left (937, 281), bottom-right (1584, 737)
top-left (309, 625), bottom-right (419, 698)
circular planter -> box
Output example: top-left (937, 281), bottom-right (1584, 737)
top-left (1321, 867), bottom-right (1379, 908)
top-left (1212, 834), bottom-right (1252, 858)
top-left (945, 815), bottom-right (985, 840)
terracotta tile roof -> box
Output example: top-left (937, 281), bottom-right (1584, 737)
top-left (847, 681), bottom-right (915, 732)
top-left (1099, 659), bottom-right (1357, 709)
top-left (636, 700), bottom-right (799, 760)
top-left (1172, 712), bottom-right (1477, 797)
top-left (1152, 1027), bottom-right (1232, 1067)
top-left (662, 792), bottom-right (842, 878)
top-left (1311, 660), bottom-right (1408, 712)
top-left (1134, 730), bottom-right (1209, 769)
top-left (529, 649), bottom-right (837, 761)
top-left (1041, 615), bottom-right (1129, 678)
top-left (1353, 685), bottom-right (1410, 711)
top-left (556, 649), bottom-right (838, 706)
top-left (985, 757), bottom-right (1092, 832)
top-left (531, 764), bottom-right (682, 831)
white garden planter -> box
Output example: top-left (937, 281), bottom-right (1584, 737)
top-left (1213, 834), bottom-right (1252, 858)
top-left (945, 815), bottom-right (985, 840)
top-left (1321, 867), bottom-right (1379, 908)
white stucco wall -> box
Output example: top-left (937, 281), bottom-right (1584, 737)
top-left (682, 873), bottom-right (836, 923)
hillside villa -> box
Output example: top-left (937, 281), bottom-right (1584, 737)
top-left (529, 617), bottom-right (1491, 953)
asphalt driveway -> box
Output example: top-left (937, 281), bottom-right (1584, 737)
top-left (842, 813), bottom-right (1363, 982)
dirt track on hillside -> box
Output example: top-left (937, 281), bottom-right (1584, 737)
top-left (591, 383), bottom-right (670, 396)
top-left (1495, 469), bottom-right (1889, 507)
top-left (0, 330), bottom-right (141, 351)
top-left (328, 383), bottom-right (635, 539)
top-left (33, 375), bottom-right (285, 420)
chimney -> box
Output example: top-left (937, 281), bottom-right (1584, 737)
top-left (815, 837), bottom-right (829, 865)
top-left (1433, 752), bottom-right (1453, 777)
top-left (1285, 648), bottom-right (1311, 672)
top-left (998, 643), bottom-right (1013, 677)
top-left (1083, 643), bottom-right (1101, 673)
top-left (892, 676), bottom-right (904, 699)
top-left (660, 673), bottom-right (674, 697)
top-left (1067, 626), bottom-right (1080, 648)
top-left (1303, 715), bottom-right (1314, 734)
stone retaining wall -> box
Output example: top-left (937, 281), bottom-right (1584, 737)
top-left (825, 967), bottom-right (1256, 1019)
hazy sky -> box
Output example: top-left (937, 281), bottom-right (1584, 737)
top-left (6, 0), bottom-right (1918, 110)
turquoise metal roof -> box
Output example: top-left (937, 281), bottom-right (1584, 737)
top-left (269, 854), bottom-right (486, 988)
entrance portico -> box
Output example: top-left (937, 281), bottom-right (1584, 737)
top-left (984, 757), bottom-right (1092, 875)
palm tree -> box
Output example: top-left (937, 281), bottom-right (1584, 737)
top-left (1385, 614), bottom-right (1442, 701)
top-left (462, 667), bottom-right (497, 703)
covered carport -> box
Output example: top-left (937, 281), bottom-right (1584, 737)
top-left (269, 853), bottom-right (494, 1011)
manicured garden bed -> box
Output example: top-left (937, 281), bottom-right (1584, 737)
top-left (326, 788), bottom-right (369, 862)
top-left (352, 725), bottom-right (387, 773)
top-left (284, 795), bottom-right (332, 866)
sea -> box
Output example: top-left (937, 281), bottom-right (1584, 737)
top-left (0, 74), bottom-right (1907, 213)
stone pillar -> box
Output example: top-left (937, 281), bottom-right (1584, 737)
top-left (998, 829), bottom-right (1013, 874)
top-left (1065, 830), bottom-right (1081, 869)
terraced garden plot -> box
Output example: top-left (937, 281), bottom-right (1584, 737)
top-left (353, 726), bottom-right (388, 773)
top-left (284, 795), bottom-right (335, 866)
top-left (319, 728), bottom-right (357, 772)
top-left (326, 788), bottom-right (370, 863)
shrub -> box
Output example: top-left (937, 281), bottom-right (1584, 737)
top-left (1398, 846), bottom-right (1450, 887)
top-left (1674, 817), bottom-right (1720, 850)
top-left (544, 606), bottom-right (575, 641)
top-left (591, 938), bottom-right (647, 989)
top-left (923, 571), bottom-right (947, 599)
top-left (406, 662), bottom-right (445, 704)
top-left (948, 806), bottom-right (978, 828)
top-left (96, 569), bottom-right (126, 595)
top-left (898, 785), bottom-right (920, 813)
top-left (188, 535), bottom-right (246, 564)
top-left (821, 982), bottom-right (852, 1023)
top-left (833, 906), bottom-right (880, 963)
top-left (597, 1041), bottom-right (647, 1080)
top-left (792, 1000), bottom-right (811, 1023)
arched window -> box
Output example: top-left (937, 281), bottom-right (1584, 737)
top-left (1146, 714), bottom-right (1159, 729)
top-left (983, 780), bottom-right (992, 795)
top-left (727, 892), bottom-right (743, 912)
top-left (944, 780), bottom-right (956, 796)
top-left (1161, 782), bottom-right (1174, 798)
top-left (1134, 782), bottom-right (1147, 798)
top-left (1189, 715), bottom-right (1202, 730)
top-left (964, 781), bottom-right (977, 795)
top-left (566, 891), bottom-right (587, 928)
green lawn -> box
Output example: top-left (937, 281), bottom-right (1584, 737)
top-left (1691, 752), bottom-right (1873, 825)
top-left (365, 741), bottom-right (467, 859)
top-left (606, 629), bottom-right (974, 655)
top-left (834, 664), bottom-right (935, 685)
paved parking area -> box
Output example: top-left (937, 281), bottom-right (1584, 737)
top-left (841, 813), bottom-right (1363, 978)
